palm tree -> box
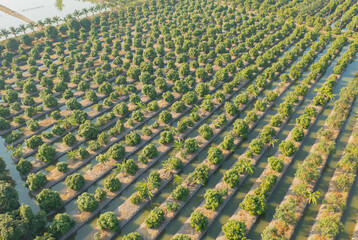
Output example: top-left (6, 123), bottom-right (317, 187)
top-left (325, 92), bottom-right (336, 100)
top-left (315, 88), bottom-right (336, 100)
top-left (307, 191), bottom-right (320, 205)
top-left (9, 27), bottom-right (18, 37)
top-left (95, 4), bottom-right (101, 13)
top-left (81, 8), bottom-right (89, 17)
top-left (162, 159), bottom-right (175, 176)
top-left (58, 118), bottom-right (73, 130)
top-left (204, 94), bottom-right (212, 100)
top-left (269, 138), bottom-right (278, 148)
top-left (173, 139), bottom-right (184, 152)
top-left (66, 150), bottom-right (78, 161)
top-left (113, 161), bottom-right (127, 176)
top-left (243, 159), bottom-right (255, 174)
top-left (37, 20), bottom-right (45, 29)
top-left (6, 144), bottom-right (14, 152)
top-left (64, 14), bottom-right (73, 22)
top-left (89, 6), bottom-right (96, 16)
top-left (0, 28), bottom-right (10, 39)
top-left (192, 104), bottom-right (200, 113)
top-left (52, 16), bottom-right (61, 26)
top-left (65, 115), bottom-right (77, 125)
top-left (18, 24), bottom-right (27, 35)
top-left (235, 159), bottom-right (255, 175)
top-left (173, 175), bottom-right (183, 186)
top-left (135, 179), bottom-right (153, 199)
top-left (44, 17), bottom-right (53, 26)
top-left (114, 85), bottom-right (128, 96)
top-left (100, 2), bottom-right (108, 11)
top-left (136, 102), bottom-right (148, 112)
top-left (11, 144), bottom-right (23, 159)
top-left (55, 0), bottom-right (65, 11)
top-left (27, 22), bottom-right (36, 32)
top-left (73, 10), bottom-right (81, 20)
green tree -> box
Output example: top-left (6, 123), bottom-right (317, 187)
top-left (65, 173), bottom-right (85, 191)
top-left (144, 207), bottom-right (165, 228)
top-left (0, 183), bottom-right (19, 213)
top-left (48, 213), bottom-right (75, 237)
top-left (77, 192), bottom-right (98, 212)
top-left (222, 220), bottom-right (246, 240)
top-left (25, 172), bottom-right (47, 192)
top-left (190, 210), bottom-right (208, 232)
top-left (36, 143), bottom-right (56, 163)
top-left (36, 189), bottom-right (62, 212)
top-left (97, 212), bottom-right (120, 232)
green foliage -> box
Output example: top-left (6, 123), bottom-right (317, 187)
top-left (315, 213), bottom-right (344, 238)
top-left (224, 169), bottom-right (240, 188)
top-left (78, 121), bottom-right (99, 139)
top-left (190, 210), bottom-right (208, 232)
top-left (260, 126), bottom-right (276, 143)
top-left (222, 220), bottom-right (246, 240)
top-left (233, 119), bottom-right (249, 139)
top-left (125, 131), bottom-right (142, 146)
top-left (95, 188), bottom-right (107, 201)
top-left (160, 110), bottom-right (172, 124)
top-left (36, 189), bottom-right (62, 212)
top-left (278, 102), bottom-right (292, 117)
top-left (48, 213), bottom-right (75, 238)
top-left (5, 38), bottom-right (19, 52)
top-left (240, 194), bottom-right (268, 215)
top-left (108, 143), bottom-right (126, 161)
top-left (188, 164), bottom-right (209, 185)
top-left (204, 189), bottom-right (226, 210)
top-left (274, 198), bottom-right (297, 226)
top-left (77, 192), bottom-right (98, 212)
top-left (249, 139), bottom-right (264, 154)
top-left (304, 106), bottom-right (317, 117)
top-left (166, 201), bottom-right (180, 212)
top-left (268, 156), bottom-right (284, 172)
top-left (199, 124), bottom-right (213, 140)
top-left (172, 185), bottom-right (190, 201)
top-left (25, 172), bottom-right (47, 192)
top-left (97, 211), bottom-right (120, 232)
top-left (145, 207), bottom-right (165, 229)
top-left (279, 140), bottom-right (298, 156)
top-left (36, 143), bottom-right (56, 163)
top-left (16, 159), bottom-right (32, 175)
top-left (123, 232), bottom-right (141, 240)
top-left (65, 173), bottom-right (85, 191)
top-left (184, 138), bottom-right (199, 154)
top-left (163, 157), bottom-right (183, 171)
top-left (291, 127), bottom-right (305, 141)
top-left (56, 162), bottom-right (68, 173)
top-left (208, 147), bottom-right (224, 165)
top-left (143, 144), bottom-right (159, 159)
top-left (195, 83), bottom-right (209, 97)
top-left (63, 132), bottom-right (76, 146)
top-left (296, 114), bottom-right (311, 129)
top-left (104, 177), bottom-right (121, 192)
top-left (171, 234), bottom-right (191, 240)
top-left (0, 183), bottom-right (19, 213)
top-left (160, 131), bottom-right (174, 144)
top-left (0, 117), bottom-right (10, 130)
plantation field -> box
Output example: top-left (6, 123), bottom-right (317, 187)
top-left (0, 0), bottom-right (357, 240)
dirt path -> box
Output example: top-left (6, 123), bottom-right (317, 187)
top-left (0, 4), bottom-right (35, 24)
